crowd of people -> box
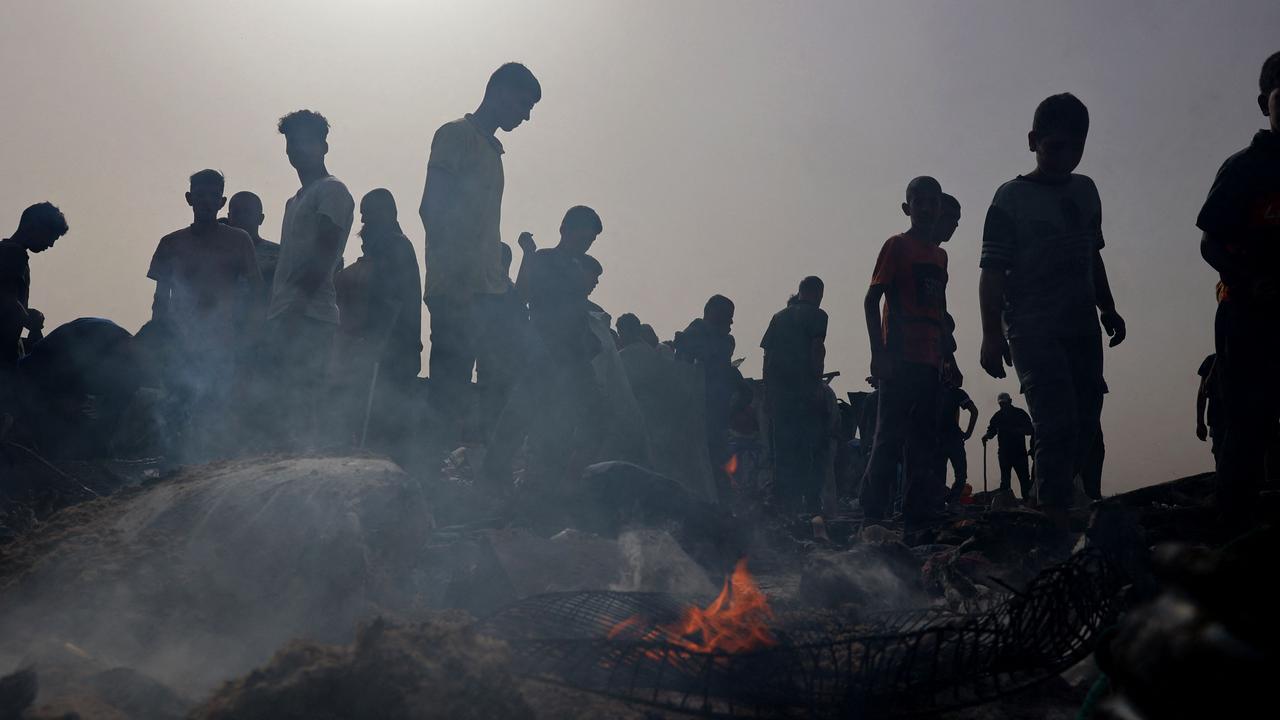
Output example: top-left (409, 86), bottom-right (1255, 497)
top-left (2, 52), bottom-right (1278, 531)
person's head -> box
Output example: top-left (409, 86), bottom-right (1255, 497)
top-left (278, 109), bottom-right (330, 174)
top-left (13, 202), bottom-right (69, 253)
top-left (482, 62), bottom-right (541, 132)
top-left (703, 294), bottom-right (735, 335)
top-left (360, 188), bottom-right (398, 228)
top-left (617, 313), bottom-right (642, 345)
top-left (997, 392), bottom-right (1012, 407)
top-left (579, 254), bottom-right (603, 296)
top-left (798, 275), bottom-right (824, 306)
top-left (902, 176), bottom-right (943, 233)
top-left (1029, 93), bottom-right (1089, 178)
top-left (227, 191), bottom-right (264, 237)
top-left (640, 323), bottom-right (660, 348)
top-left (559, 205), bottom-right (602, 255)
top-left (935, 193), bottom-right (961, 244)
top-left (1259, 51), bottom-right (1280, 132)
top-left (186, 169), bottom-right (226, 224)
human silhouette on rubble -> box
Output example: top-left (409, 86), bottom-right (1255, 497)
top-left (420, 62), bottom-right (541, 442)
top-left (267, 110), bottom-right (355, 447)
top-left (484, 206), bottom-right (605, 490)
top-left (761, 276), bottom-right (829, 512)
top-left (1, 203), bottom-right (68, 371)
top-left (333, 189), bottom-right (423, 447)
top-left (225, 191), bottom-right (281, 300)
top-left (861, 176), bottom-right (959, 528)
top-left (147, 170), bottom-right (261, 454)
top-left (979, 93), bottom-right (1125, 528)
top-left (674, 294), bottom-right (742, 496)
top-left (1197, 51), bottom-right (1280, 521)
top-left (1196, 353), bottom-right (1222, 461)
top-left (1, 202), bottom-right (69, 423)
top-left (981, 392), bottom-right (1034, 499)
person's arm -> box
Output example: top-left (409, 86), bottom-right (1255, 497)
top-left (151, 281), bottom-right (172, 322)
top-left (963, 400), bottom-right (979, 440)
top-left (293, 215), bottom-right (346, 301)
top-left (864, 285), bottom-right (891, 379)
top-left (1093, 252), bottom-right (1126, 347)
top-left (981, 412), bottom-right (997, 443)
top-left (515, 232), bottom-right (536, 301)
top-left (812, 336), bottom-right (826, 379)
top-left (978, 268), bottom-right (1010, 378)
top-left (1196, 376), bottom-right (1210, 441)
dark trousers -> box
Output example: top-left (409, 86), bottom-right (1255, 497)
top-left (1009, 334), bottom-right (1103, 509)
top-left (426, 294), bottom-right (513, 436)
top-left (936, 433), bottom-right (967, 487)
top-left (861, 362), bottom-right (941, 521)
top-left (768, 386), bottom-right (826, 512)
top-left (999, 452), bottom-right (1032, 498)
top-left (1215, 298), bottom-right (1280, 516)
top-left (267, 311), bottom-right (336, 448)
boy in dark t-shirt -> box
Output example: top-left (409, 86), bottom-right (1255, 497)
top-left (1, 203), bottom-right (68, 369)
top-left (978, 94), bottom-right (1126, 524)
top-left (761, 276), bottom-right (829, 511)
top-left (1197, 51), bottom-right (1280, 517)
top-left (861, 176), bottom-right (959, 525)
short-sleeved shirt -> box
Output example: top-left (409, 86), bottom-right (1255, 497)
top-left (985, 405), bottom-right (1033, 457)
top-left (870, 231), bottom-right (948, 368)
top-left (421, 115), bottom-right (507, 300)
top-left (0, 238), bottom-right (32, 363)
top-left (979, 174), bottom-right (1105, 339)
top-left (1198, 353), bottom-right (1221, 431)
top-left (148, 224), bottom-right (261, 340)
top-left (760, 300), bottom-right (828, 388)
top-left (526, 247), bottom-right (594, 362)
top-left (335, 229), bottom-right (424, 378)
top-left (269, 176), bottom-right (355, 323)
top-left (1196, 130), bottom-right (1280, 299)
top-left (936, 384), bottom-right (975, 438)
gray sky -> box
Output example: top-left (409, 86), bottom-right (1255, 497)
top-left (3, 0), bottom-right (1277, 492)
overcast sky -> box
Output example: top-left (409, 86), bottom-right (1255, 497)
top-left (3, 0), bottom-right (1277, 492)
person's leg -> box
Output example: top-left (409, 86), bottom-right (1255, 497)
top-left (769, 401), bottom-right (804, 510)
top-left (1066, 336), bottom-right (1105, 500)
top-left (998, 455), bottom-right (1013, 492)
top-left (426, 296), bottom-right (475, 432)
top-left (901, 364), bottom-right (943, 521)
top-left (860, 375), bottom-right (912, 521)
top-left (1216, 300), bottom-right (1280, 517)
top-left (944, 435), bottom-right (967, 501)
top-left (1011, 336), bottom-right (1080, 512)
top-left (1011, 454), bottom-right (1032, 499)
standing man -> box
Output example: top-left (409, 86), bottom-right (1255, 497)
top-left (760, 276), bottom-right (829, 512)
top-left (981, 392), bottom-right (1034, 500)
top-left (268, 110), bottom-right (355, 447)
top-left (936, 379), bottom-right (978, 503)
top-left (226, 191), bottom-right (282, 302)
top-left (1, 202), bottom-right (69, 421)
top-left (420, 62), bottom-right (541, 441)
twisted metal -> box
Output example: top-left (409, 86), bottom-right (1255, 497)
top-left (482, 550), bottom-right (1123, 718)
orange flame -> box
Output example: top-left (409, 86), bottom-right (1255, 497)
top-left (723, 454), bottom-right (739, 477)
top-left (609, 558), bottom-right (775, 655)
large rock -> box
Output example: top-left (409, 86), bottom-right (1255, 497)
top-left (0, 456), bottom-right (433, 697)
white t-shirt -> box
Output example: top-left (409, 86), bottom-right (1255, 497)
top-left (269, 176), bottom-right (355, 323)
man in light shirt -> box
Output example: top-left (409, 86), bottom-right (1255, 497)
top-left (420, 62), bottom-right (541, 441)
top-left (268, 109), bottom-right (355, 446)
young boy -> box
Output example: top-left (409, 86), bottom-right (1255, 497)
top-left (978, 93), bottom-right (1126, 524)
top-left (1, 203), bottom-right (69, 368)
top-left (148, 170), bottom-right (261, 454)
top-left (861, 176), bottom-right (958, 525)
top-left (1197, 51), bottom-right (1280, 518)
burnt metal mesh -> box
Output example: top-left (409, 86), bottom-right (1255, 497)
top-left (481, 550), bottom-right (1123, 718)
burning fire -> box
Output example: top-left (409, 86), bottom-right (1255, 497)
top-left (723, 454), bottom-right (739, 477)
top-left (609, 558), bottom-right (776, 654)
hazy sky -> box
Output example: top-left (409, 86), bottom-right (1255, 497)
top-left (3, 1), bottom-right (1277, 492)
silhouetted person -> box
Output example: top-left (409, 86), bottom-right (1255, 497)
top-left (148, 170), bottom-right (261, 453)
top-left (979, 93), bottom-right (1125, 525)
top-left (616, 313), bottom-right (646, 349)
top-left (861, 176), bottom-right (958, 526)
top-left (580, 254), bottom-right (605, 314)
top-left (484, 206), bottom-right (604, 488)
top-left (761, 276), bottom-right (829, 512)
top-left (936, 379), bottom-right (978, 503)
top-left (1, 203), bottom-right (68, 369)
top-left (268, 110), bottom-right (355, 447)
top-left (226, 191), bottom-right (281, 298)
top-left (673, 295), bottom-right (742, 497)
top-left (420, 62), bottom-right (541, 439)
top-left (333, 189), bottom-right (423, 447)
top-left (1197, 51), bottom-right (1280, 519)
top-left (1197, 353), bottom-right (1222, 460)
top-left (982, 392), bottom-right (1034, 499)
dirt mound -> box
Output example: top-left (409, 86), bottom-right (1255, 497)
top-left (191, 613), bottom-right (533, 720)
top-left (0, 455), bottom-right (433, 697)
